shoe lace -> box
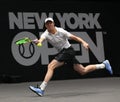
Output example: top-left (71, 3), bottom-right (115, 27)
top-left (37, 84), bottom-right (40, 88)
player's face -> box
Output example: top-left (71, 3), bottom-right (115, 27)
top-left (45, 21), bottom-right (55, 30)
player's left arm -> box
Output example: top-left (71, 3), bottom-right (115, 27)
top-left (69, 34), bottom-right (89, 50)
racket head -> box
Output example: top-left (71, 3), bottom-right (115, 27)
top-left (15, 37), bottom-right (31, 45)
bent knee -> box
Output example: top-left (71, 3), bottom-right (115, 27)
top-left (47, 63), bottom-right (56, 70)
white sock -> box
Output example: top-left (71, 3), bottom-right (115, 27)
top-left (39, 81), bottom-right (47, 90)
top-left (96, 63), bottom-right (105, 69)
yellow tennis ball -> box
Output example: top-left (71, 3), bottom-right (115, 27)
top-left (37, 43), bottom-right (42, 47)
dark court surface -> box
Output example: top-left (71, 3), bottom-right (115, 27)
top-left (0, 77), bottom-right (120, 102)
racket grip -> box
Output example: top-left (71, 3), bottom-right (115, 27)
top-left (33, 39), bottom-right (39, 44)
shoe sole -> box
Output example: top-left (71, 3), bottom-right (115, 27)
top-left (29, 86), bottom-right (43, 96)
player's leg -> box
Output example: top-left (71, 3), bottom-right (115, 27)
top-left (73, 59), bottom-right (113, 75)
top-left (43, 59), bottom-right (64, 83)
top-left (73, 64), bottom-right (97, 75)
top-left (29, 59), bottom-right (64, 96)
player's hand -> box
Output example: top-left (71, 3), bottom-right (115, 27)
top-left (33, 39), bottom-right (42, 47)
top-left (82, 42), bottom-right (89, 50)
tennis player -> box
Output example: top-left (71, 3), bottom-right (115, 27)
top-left (29, 17), bottom-right (113, 96)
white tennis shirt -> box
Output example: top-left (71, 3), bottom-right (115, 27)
top-left (41, 27), bottom-right (72, 52)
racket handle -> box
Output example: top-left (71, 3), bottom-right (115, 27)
top-left (32, 39), bottom-right (39, 44)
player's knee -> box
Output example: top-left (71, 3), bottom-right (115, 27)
top-left (47, 64), bottom-right (55, 70)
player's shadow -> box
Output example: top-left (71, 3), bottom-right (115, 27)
top-left (46, 90), bottom-right (113, 98)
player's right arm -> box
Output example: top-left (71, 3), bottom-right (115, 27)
top-left (33, 31), bottom-right (47, 46)
top-left (32, 36), bottom-right (45, 47)
top-left (38, 37), bottom-right (45, 45)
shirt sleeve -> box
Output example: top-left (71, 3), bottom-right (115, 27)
top-left (40, 30), bottom-right (47, 39)
top-left (59, 28), bottom-right (72, 38)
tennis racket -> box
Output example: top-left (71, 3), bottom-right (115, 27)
top-left (15, 37), bottom-right (32, 45)
top-left (15, 37), bottom-right (42, 46)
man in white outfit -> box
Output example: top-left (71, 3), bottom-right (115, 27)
top-left (29, 17), bottom-right (113, 96)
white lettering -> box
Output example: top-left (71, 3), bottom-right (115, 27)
top-left (9, 12), bottom-right (101, 29)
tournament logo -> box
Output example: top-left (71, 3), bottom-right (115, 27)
top-left (9, 12), bottom-right (105, 66)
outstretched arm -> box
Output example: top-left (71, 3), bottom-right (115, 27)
top-left (33, 37), bottom-right (45, 46)
top-left (38, 37), bottom-right (45, 44)
top-left (69, 34), bottom-right (89, 50)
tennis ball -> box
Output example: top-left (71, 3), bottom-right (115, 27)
top-left (37, 43), bottom-right (42, 47)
